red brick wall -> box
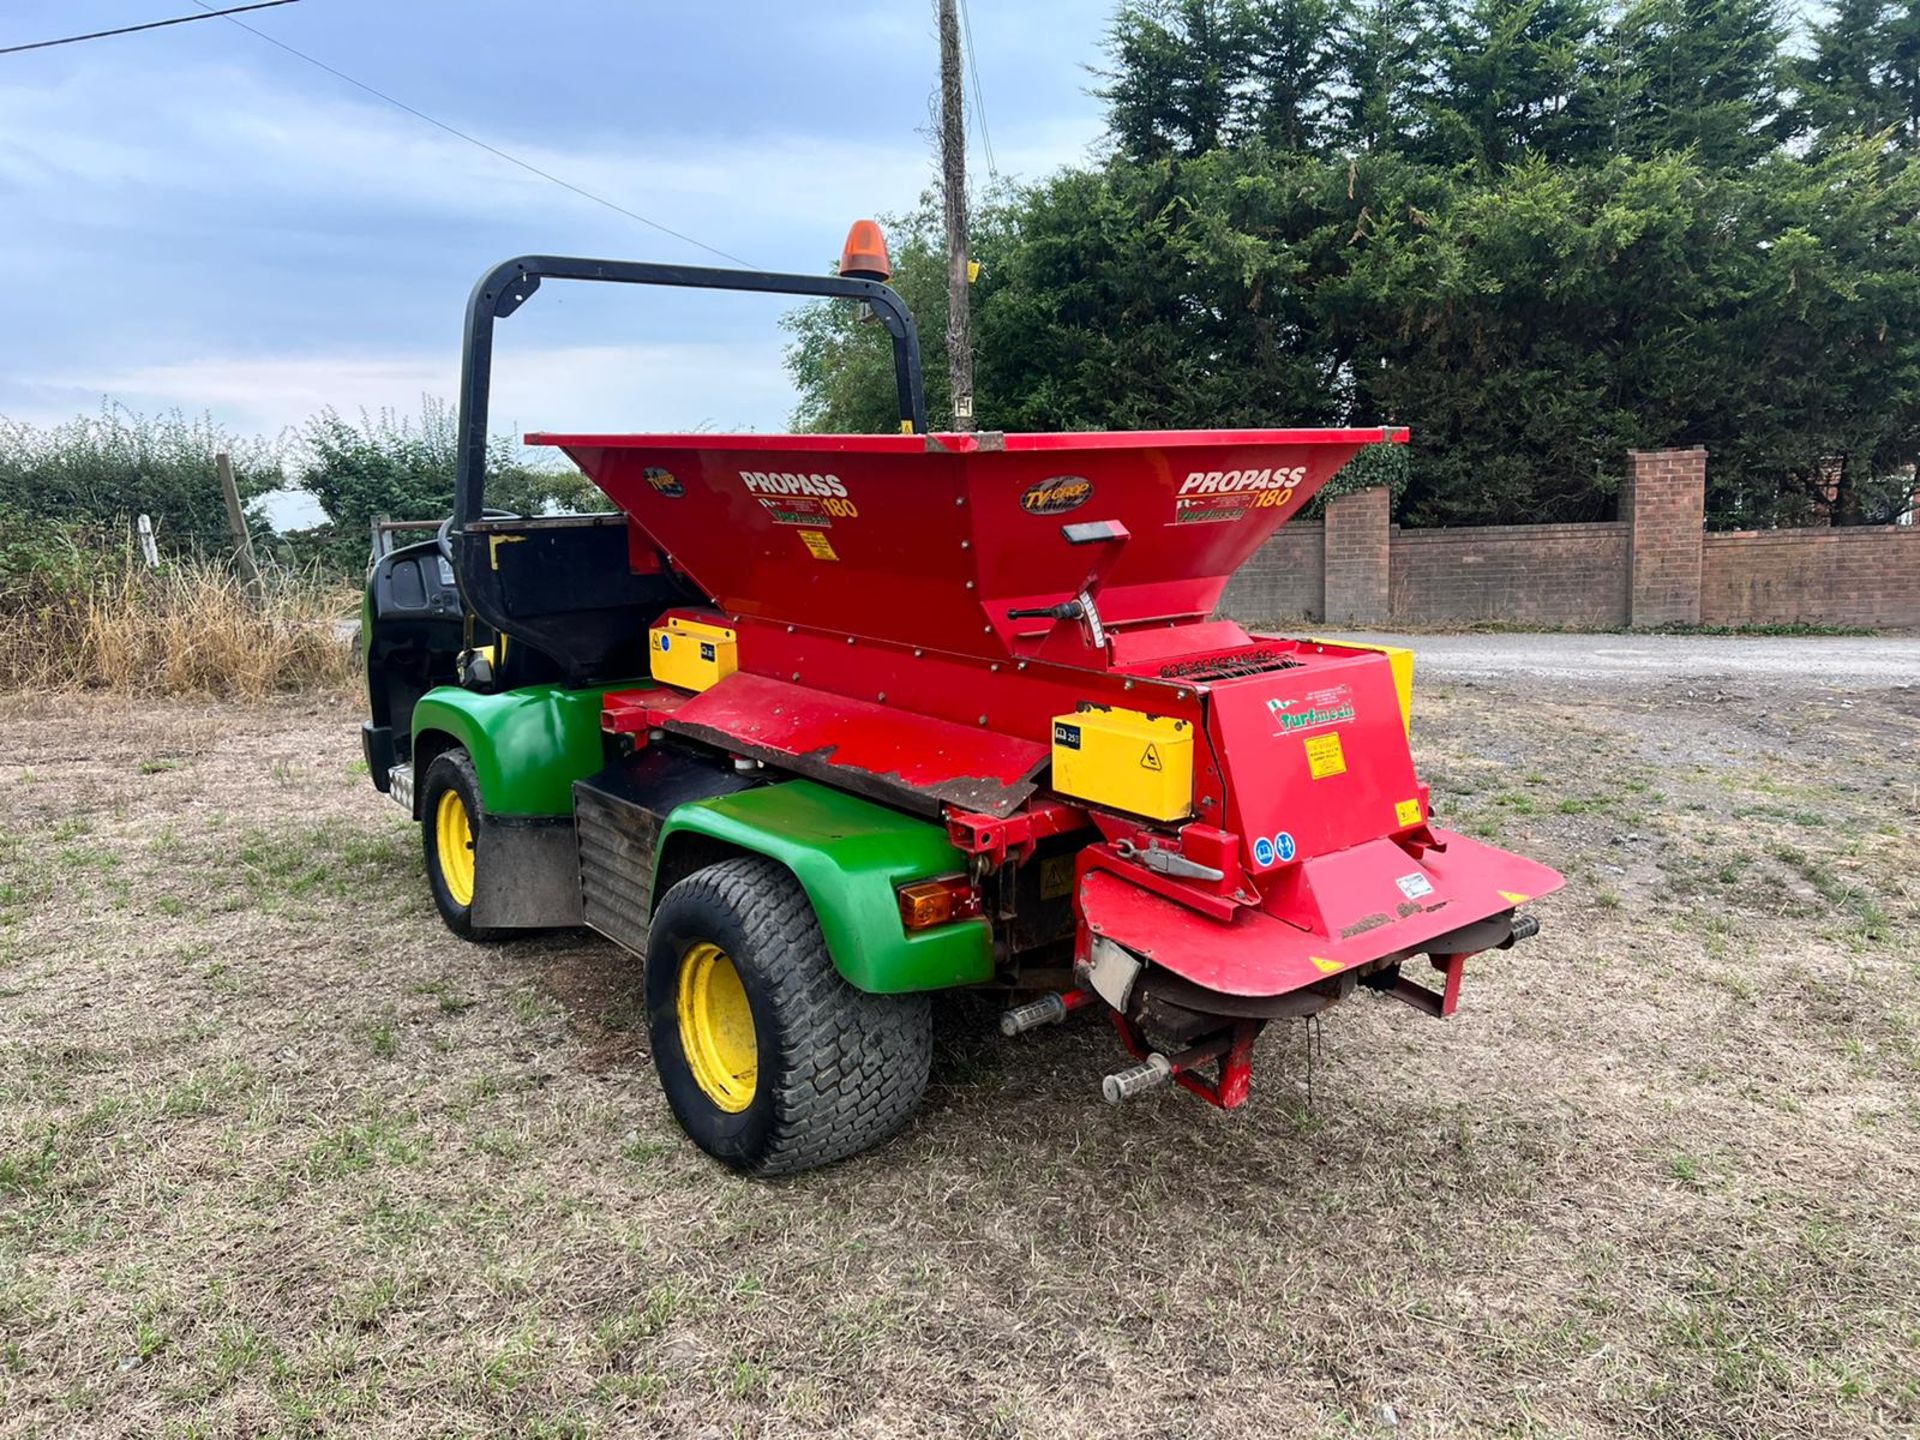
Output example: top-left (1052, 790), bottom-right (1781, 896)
top-left (1389, 522), bottom-right (1629, 626)
top-left (1220, 521), bottom-right (1323, 621)
top-left (1623, 447), bottom-right (1706, 626)
top-left (1323, 487), bottom-right (1391, 624)
top-left (1218, 448), bottom-right (1919, 630)
top-left (1702, 527), bottom-right (1920, 627)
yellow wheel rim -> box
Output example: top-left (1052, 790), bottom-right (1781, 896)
top-left (435, 788), bottom-right (476, 908)
top-left (676, 941), bottom-right (758, 1112)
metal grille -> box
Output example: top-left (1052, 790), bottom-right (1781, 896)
top-left (1157, 649), bottom-right (1303, 682)
top-left (574, 782), bottom-right (659, 956)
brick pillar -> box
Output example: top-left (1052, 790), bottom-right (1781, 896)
top-left (1322, 486), bottom-right (1391, 626)
top-left (1624, 447), bottom-right (1706, 627)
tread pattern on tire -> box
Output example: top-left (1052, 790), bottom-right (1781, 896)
top-left (664, 856), bottom-right (931, 1174)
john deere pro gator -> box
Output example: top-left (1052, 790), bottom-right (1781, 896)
top-left (359, 229), bottom-right (1562, 1174)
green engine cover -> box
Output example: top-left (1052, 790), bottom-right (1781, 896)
top-left (411, 681), bottom-right (646, 816)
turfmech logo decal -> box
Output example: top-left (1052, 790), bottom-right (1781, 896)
top-left (1178, 466), bottom-right (1308, 495)
top-left (1267, 683), bottom-right (1356, 734)
top-left (739, 470), bottom-right (849, 498)
top-left (1268, 700), bottom-right (1356, 731)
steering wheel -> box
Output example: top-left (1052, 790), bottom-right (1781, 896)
top-left (437, 508), bottom-right (520, 565)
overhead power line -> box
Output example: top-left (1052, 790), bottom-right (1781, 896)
top-left (0, 1), bottom-right (300, 56)
top-left (184, 0), bottom-right (761, 269)
top-left (956, 0), bottom-right (999, 181)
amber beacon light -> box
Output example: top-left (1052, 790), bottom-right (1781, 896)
top-left (839, 219), bottom-right (893, 282)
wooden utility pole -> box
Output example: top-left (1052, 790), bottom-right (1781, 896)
top-left (938, 0), bottom-right (975, 431)
top-left (216, 451), bottom-right (261, 590)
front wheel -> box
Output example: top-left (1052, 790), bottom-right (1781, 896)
top-left (646, 857), bottom-right (932, 1174)
top-left (420, 749), bottom-right (506, 942)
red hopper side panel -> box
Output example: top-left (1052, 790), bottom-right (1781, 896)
top-left (532, 428), bottom-right (1405, 661)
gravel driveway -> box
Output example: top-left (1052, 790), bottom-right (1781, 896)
top-left (1335, 630), bottom-right (1920, 689)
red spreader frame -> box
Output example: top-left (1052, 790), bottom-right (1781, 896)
top-left (437, 257), bottom-right (1565, 1114)
top-left (542, 424), bottom-right (1562, 1109)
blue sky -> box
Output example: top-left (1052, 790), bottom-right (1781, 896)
top-left (2, 0), bottom-right (1114, 466)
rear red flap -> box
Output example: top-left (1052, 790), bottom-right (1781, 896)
top-left (1082, 827), bottom-right (1564, 998)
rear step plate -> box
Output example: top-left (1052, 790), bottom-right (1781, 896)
top-left (1081, 827), bottom-right (1563, 998)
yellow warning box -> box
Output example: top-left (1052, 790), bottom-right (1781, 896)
top-left (649, 614), bottom-right (738, 693)
top-left (1049, 706), bottom-right (1193, 821)
top-left (1308, 637), bottom-right (1415, 736)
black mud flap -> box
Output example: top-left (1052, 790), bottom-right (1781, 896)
top-left (470, 815), bottom-right (583, 929)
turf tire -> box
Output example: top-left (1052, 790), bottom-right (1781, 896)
top-left (646, 856), bottom-right (932, 1174)
top-left (420, 748), bottom-right (507, 942)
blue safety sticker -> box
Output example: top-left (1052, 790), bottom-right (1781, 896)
top-left (1252, 836), bottom-right (1276, 867)
top-left (1274, 831), bottom-right (1297, 863)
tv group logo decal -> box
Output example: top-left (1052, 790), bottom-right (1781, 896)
top-left (1019, 475), bottom-right (1093, 516)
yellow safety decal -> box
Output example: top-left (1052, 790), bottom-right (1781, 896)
top-left (1395, 798), bottom-right (1422, 827)
top-left (798, 529), bottom-right (839, 562)
top-left (1140, 744), bottom-right (1163, 772)
top-left (1310, 955), bottom-right (1345, 974)
top-left (488, 533), bottom-right (525, 570)
top-left (1303, 733), bottom-right (1347, 780)
top-left (1498, 889), bottom-right (1530, 905)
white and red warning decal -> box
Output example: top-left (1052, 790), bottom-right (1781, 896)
top-left (1173, 492), bottom-right (1259, 525)
top-left (755, 495), bottom-right (834, 527)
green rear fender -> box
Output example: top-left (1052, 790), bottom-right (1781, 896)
top-left (411, 681), bottom-right (645, 817)
top-left (656, 781), bottom-right (994, 995)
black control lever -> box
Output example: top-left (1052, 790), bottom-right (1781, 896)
top-left (1006, 600), bottom-right (1085, 621)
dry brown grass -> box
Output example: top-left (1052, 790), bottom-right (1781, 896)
top-left (0, 674), bottom-right (1916, 1438)
top-left (0, 544), bottom-right (355, 698)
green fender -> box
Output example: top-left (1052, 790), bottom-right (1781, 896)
top-left (657, 780), bottom-right (995, 995)
top-left (411, 681), bottom-right (646, 816)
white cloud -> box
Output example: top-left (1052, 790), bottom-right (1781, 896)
top-left (0, 6), bottom-right (1109, 502)
top-left (0, 56), bottom-right (1091, 269)
top-left (0, 38), bottom-right (1104, 254)
top-left (29, 338), bottom-right (801, 441)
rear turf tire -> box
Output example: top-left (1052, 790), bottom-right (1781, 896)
top-left (420, 749), bottom-right (506, 942)
top-left (646, 857), bottom-right (932, 1174)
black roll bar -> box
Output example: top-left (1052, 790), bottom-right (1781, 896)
top-left (451, 257), bottom-right (926, 664)
top-left (454, 254), bottom-right (927, 537)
